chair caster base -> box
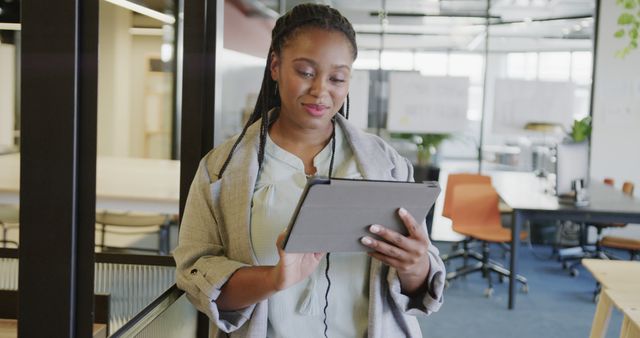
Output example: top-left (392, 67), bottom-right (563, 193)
top-left (484, 287), bottom-right (494, 298)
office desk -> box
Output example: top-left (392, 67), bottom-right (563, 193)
top-left (583, 259), bottom-right (640, 338)
top-left (0, 154), bottom-right (180, 214)
top-left (491, 172), bottom-right (640, 310)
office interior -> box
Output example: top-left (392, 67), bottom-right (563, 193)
top-left (1, 0), bottom-right (639, 337)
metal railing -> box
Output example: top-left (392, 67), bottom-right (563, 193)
top-left (0, 249), bottom-right (189, 336)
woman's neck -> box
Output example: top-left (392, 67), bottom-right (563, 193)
top-left (269, 116), bottom-right (334, 175)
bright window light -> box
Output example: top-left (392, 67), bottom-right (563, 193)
top-left (448, 53), bottom-right (484, 83)
top-left (415, 52), bottom-right (448, 76)
top-left (380, 51), bottom-right (413, 71)
top-left (538, 52), bottom-right (571, 81)
top-left (507, 52), bottom-right (538, 80)
top-left (571, 51), bottom-right (593, 85)
top-left (353, 50), bottom-right (380, 70)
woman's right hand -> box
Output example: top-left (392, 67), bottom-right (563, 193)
top-left (270, 232), bottom-right (325, 291)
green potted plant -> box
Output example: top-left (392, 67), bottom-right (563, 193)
top-left (569, 116), bottom-right (592, 143)
top-left (391, 133), bottom-right (449, 166)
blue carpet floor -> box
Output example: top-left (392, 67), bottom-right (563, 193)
top-left (418, 242), bottom-right (624, 338)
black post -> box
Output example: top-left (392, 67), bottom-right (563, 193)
top-left (180, 0), bottom-right (216, 218)
top-left (19, 0), bottom-right (98, 337)
top-left (181, 0), bottom-right (220, 337)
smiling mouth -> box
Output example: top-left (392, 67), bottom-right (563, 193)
top-left (302, 103), bottom-right (329, 117)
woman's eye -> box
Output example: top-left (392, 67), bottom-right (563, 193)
top-left (298, 71), bottom-right (314, 78)
top-left (331, 77), bottom-right (346, 83)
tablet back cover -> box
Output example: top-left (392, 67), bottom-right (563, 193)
top-left (283, 179), bottom-right (440, 253)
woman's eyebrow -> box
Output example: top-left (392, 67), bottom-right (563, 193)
top-left (292, 57), bottom-right (351, 70)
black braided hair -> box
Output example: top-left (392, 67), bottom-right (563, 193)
top-left (218, 3), bottom-right (357, 177)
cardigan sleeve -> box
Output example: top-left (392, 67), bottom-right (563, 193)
top-left (386, 152), bottom-right (446, 315)
top-left (386, 241), bottom-right (446, 316)
top-left (173, 161), bottom-right (256, 333)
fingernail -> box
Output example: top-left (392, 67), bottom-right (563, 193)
top-left (399, 208), bottom-right (407, 216)
top-left (369, 224), bottom-right (381, 233)
top-left (361, 237), bottom-right (372, 245)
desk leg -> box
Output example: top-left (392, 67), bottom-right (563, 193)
top-left (509, 211), bottom-right (523, 309)
top-left (620, 316), bottom-right (630, 338)
top-left (589, 290), bottom-right (613, 338)
top-left (624, 318), bottom-right (640, 338)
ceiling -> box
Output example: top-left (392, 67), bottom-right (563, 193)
top-left (255, 0), bottom-right (596, 52)
top-left (0, 0), bottom-right (593, 53)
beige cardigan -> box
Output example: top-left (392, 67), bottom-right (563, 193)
top-left (174, 114), bottom-right (445, 338)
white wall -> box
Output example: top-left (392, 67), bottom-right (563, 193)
top-left (98, 1), bottom-right (132, 157)
top-left (129, 35), bottom-right (164, 158)
top-left (591, 0), bottom-right (640, 239)
top-left (0, 43), bottom-right (15, 149)
top-left (590, 0), bottom-right (640, 196)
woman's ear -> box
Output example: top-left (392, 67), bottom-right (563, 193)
top-left (269, 52), bottom-right (280, 82)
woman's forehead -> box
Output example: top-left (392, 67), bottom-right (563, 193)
top-left (280, 27), bottom-right (355, 65)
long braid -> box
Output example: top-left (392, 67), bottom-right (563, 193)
top-left (217, 4), bottom-right (358, 177)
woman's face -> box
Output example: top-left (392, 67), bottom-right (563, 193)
top-left (270, 27), bottom-right (354, 132)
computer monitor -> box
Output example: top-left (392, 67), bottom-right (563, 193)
top-left (555, 142), bottom-right (589, 196)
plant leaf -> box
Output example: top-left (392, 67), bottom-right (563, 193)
top-left (615, 29), bottom-right (626, 38)
top-left (625, 0), bottom-right (636, 9)
top-left (631, 40), bottom-right (638, 48)
top-left (631, 28), bottom-right (639, 39)
top-left (619, 13), bottom-right (635, 25)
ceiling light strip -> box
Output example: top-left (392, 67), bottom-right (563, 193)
top-left (0, 23), bottom-right (21, 31)
top-left (104, 0), bottom-right (175, 24)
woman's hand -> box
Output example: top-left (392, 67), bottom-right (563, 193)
top-left (360, 207), bottom-right (431, 295)
top-left (270, 232), bottom-right (325, 291)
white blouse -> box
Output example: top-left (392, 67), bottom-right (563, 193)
top-left (251, 124), bottom-right (370, 338)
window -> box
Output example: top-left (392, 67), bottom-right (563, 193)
top-left (380, 51), bottom-right (413, 71)
top-left (415, 52), bottom-right (447, 76)
top-left (353, 50), bottom-right (380, 70)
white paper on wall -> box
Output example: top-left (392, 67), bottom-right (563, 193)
top-left (492, 78), bottom-right (574, 134)
top-left (386, 72), bottom-right (469, 133)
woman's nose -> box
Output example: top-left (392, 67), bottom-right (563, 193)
top-left (309, 77), bottom-right (328, 97)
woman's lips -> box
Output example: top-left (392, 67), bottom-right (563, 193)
top-left (302, 103), bottom-right (328, 117)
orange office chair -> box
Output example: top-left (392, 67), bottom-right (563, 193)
top-left (440, 173), bottom-right (492, 265)
top-left (599, 181), bottom-right (638, 260)
top-left (446, 183), bottom-right (528, 297)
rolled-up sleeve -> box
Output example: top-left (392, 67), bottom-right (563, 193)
top-left (386, 243), bottom-right (445, 316)
top-left (173, 162), bottom-right (255, 332)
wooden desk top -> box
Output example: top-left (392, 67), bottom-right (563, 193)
top-left (0, 319), bottom-right (106, 338)
top-left (604, 289), bottom-right (640, 327)
top-left (583, 259), bottom-right (640, 287)
top-left (0, 153), bottom-right (180, 214)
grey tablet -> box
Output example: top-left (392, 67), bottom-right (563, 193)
top-left (282, 177), bottom-right (441, 253)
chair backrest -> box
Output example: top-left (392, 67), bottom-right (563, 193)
top-left (449, 183), bottom-right (502, 229)
top-left (622, 182), bottom-right (635, 196)
top-left (443, 173), bottom-right (492, 218)
top-left (95, 212), bottom-right (168, 227)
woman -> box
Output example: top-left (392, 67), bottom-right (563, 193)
top-left (174, 4), bottom-right (445, 338)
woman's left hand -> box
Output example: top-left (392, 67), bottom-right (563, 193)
top-left (360, 207), bottom-right (431, 295)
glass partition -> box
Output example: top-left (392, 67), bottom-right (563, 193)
top-left (0, 0), bottom-right (21, 250)
top-left (96, 0), bottom-right (180, 257)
